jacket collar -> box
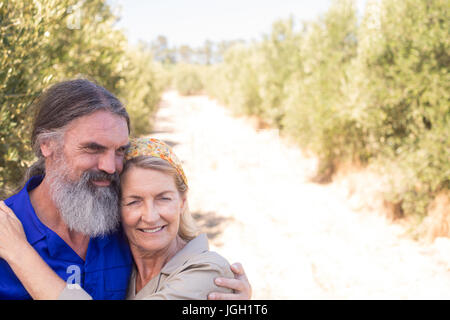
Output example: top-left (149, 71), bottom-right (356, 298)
top-left (160, 233), bottom-right (209, 275)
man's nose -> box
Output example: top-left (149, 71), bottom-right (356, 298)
top-left (97, 151), bottom-right (116, 175)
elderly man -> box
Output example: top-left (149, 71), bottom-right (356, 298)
top-left (0, 79), bottom-right (251, 300)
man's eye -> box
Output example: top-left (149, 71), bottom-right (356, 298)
top-left (116, 148), bottom-right (126, 155)
top-left (125, 200), bottom-right (139, 206)
top-left (159, 197), bottom-right (171, 201)
top-left (84, 147), bottom-right (102, 154)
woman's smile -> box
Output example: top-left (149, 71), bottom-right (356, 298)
top-left (138, 225), bottom-right (166, 234)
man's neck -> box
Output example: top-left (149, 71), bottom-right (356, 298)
top-left (29, 177), bottom-right (90, 260)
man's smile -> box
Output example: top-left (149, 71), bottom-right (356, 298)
top-left (92, 180), bottom-right (112, 187)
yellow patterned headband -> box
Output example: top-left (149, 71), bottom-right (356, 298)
top-left (125, 137), bottom-right (188, 187)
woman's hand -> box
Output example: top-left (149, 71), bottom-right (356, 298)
top-left (208, 262), bottom-right (252, 300)
top-left (0, 201), bottom-right (29, 262)
top-left (0, 201), bottom-right (69, 299)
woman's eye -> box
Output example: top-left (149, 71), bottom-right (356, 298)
top-left (160, 197), bottom-right (171, 201)
top-left (125, 201), bottom-right (139, 206)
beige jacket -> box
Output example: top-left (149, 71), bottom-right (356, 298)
top-left (59, 233), bottom-right (233, 300)
top-left (127, 233), bottom-right (233, 300)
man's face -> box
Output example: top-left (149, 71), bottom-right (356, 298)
top-left (44, 110), bottom-right (130, 237)
top-left (56, 110), bottom-right (129, 183)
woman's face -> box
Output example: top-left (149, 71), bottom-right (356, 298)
top-left (120, 166), bottom-right (186, 255)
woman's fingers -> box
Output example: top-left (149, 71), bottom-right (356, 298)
top-left (0, 201), bottom-right (20, 221)
top-left (0, 201), bottom-right (12, 220)
top-left (0, 200), bottom-right (8, 212)
top-left (0, 201), bottom-right (28, 262)
top-left (0, 200), bottom-right (25, 234)
top-left (0, 201), bottom-right (12, 216)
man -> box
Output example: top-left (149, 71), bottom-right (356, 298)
top-left (0, 79), bottom-right (251, 299)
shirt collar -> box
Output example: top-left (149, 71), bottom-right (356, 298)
top-left (15, 176), bottom-right (47, 245)
top-left (161, 233), bottom-right (209, 275)
top-left (94, 228), bottom-right (123, 249)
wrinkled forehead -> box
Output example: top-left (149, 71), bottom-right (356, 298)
top-left (64, 110), bottom-right (129, 147)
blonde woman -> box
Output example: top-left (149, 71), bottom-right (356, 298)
top-left (0, 138), bottom-right (249, 300)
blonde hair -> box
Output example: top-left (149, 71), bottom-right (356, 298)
top-left (121, 156), bottom-right (198, 241)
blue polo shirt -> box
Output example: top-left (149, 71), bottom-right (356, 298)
top-left (0, 176), bottom-right (132, 300)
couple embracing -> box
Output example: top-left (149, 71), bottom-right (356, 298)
top-left (0, 79), bottom-right (251, 300)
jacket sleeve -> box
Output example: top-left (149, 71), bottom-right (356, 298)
top-left (138, 253), bottom-right (234, 300)
top-left (58, 284), bottom-right (93, 300)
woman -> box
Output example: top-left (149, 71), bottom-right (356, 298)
top-left (0, 138), bottom-right (240, 299)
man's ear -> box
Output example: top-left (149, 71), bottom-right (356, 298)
top-left (40, 140), bottom-right (56, 158)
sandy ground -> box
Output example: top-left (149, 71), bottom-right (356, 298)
top-left (149, 91), bottom-right (450, 299)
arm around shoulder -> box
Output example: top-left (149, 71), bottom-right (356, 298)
top-left (138, 252), bottom-right (234, 300)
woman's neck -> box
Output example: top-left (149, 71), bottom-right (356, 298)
top-left (132, 236), bottom-right (186, 293)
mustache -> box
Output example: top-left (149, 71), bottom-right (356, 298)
top-left (83, 170), bottom-right (120, 185)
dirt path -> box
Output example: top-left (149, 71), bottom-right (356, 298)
top-left (149, 91), bottom-right (450, 299)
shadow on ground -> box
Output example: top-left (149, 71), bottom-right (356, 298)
top-left (192, 211), bottom-right (234, 245)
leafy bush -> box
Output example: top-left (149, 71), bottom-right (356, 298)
top-left (350, 0), bottom-right (450, 217)
top-left (0, 0), bottom-right (164, 197)
top-left (282, 0), bottom-right (359, 175)
top-left (202, 0), bottom-right (449, 225)
top-left (213, 44), bottom-right (263, 117)
top-left (118, 45), bottom-right (165, 136)
top-left (172, 64), bottom-right (204, 95)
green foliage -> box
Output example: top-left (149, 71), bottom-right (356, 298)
top-left (208, 43), bottom-right (263, 116)
top-left (172, 63), bottom-right (204, 96)
top-left (282, 0), bottom-right (359, 170)
top-left (118, 45), bottom-right (165, 136)
top-left (0, 0), bottom-right (164, 197)
top-left (1, 0), bottom-right (64, 197)
top-left (351, 0), bottom-right (450, 216)
top-left (203, 0), bottom-right (449, 220)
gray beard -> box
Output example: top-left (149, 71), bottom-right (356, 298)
top-left (47, 160), bottom-right (121, 238)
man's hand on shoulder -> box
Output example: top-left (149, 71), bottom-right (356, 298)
top-left (208, 262), bottom-right (252, 300)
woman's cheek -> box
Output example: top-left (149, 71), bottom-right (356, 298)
top-left (162, 204), bottom-right (181, 223)
top-left (121, 206), bottom-right (139, 228)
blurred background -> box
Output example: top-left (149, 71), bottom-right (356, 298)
top-left (1, 0), bottom-right (449, 299)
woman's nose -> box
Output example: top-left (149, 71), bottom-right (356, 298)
top-left (141, 203), bottom-right (160, 224)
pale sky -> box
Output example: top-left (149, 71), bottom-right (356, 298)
top-left (110, 0), bottom-right (368, 48)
